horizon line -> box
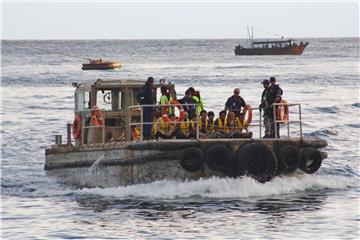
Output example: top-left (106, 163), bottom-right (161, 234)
top-left (2, 36), bottom-right (359, 41)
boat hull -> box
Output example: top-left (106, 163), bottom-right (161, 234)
top-left (45, 138), bottom-right (327, 188)
top-left (235, 43), bottom-right (309, 56)
top-left (81, 62), bottom-right (122, 70)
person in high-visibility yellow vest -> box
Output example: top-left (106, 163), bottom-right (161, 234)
top-left (214, 110), bottom-right (227, 133)
top-left (153, 114), bottom-right (176, 139)
top-left (197, 110), bottom-right (210, 138)
top-left (132, 125), bottom-right (142, 141)
top-left (175, 112), bottom-right (196, 139)
top-left (207, 111), bottom-right (215, 133)
top-left (159, 86), bottom-right (174, 115)
top-left (226, 111), bottom-right (245, 138)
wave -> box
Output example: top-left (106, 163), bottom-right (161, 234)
top-left (314, 106), bottom-right (340, 114)
top-left (305, 129), bottom-right (338, 138)
top-left (75, 175), bottom-right (355, 200)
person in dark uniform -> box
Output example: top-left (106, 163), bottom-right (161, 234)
top-left (259, 79), bottom-right (272, 137)
top-left (142, 77), bottom-right (156, 139)
top-left (224, 88), bottom-right (246, 119)
top-left (267, 76), bottom-right (283, 138)
top-left (179, 89), bottom-right (197, 119)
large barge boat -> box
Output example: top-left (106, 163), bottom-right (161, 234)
top-left (45, 79), bottom-right (327, 188)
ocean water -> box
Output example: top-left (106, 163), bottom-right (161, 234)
top-left (1, 38), bottom-right (359, 239)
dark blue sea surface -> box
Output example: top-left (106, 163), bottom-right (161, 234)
top-left (1, 38), bottom-right (359, 239)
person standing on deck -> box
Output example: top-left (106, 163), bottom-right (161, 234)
top-left (224, 88), bottom-right (246, 119)
top-left (259, 79), bottom-right (272, 138)
top-left (159, 86), bottom-right (173, 115)
top-left (142, 77), bottom-right (156, 139)
top-left (267, 76), bottom-right (283, 138)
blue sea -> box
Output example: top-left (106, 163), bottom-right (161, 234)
top-left (1, 38), bottom-right (359, 239)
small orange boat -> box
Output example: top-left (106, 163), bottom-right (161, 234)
top-left (82, 59), bottom-right (122, 70)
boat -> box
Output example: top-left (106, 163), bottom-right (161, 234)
top-left (81, 59), bottom-right (121, 70)
top-left (234, 27), bottom-right (309, 55)
top-left (44, 79), bottom-right (328, 188)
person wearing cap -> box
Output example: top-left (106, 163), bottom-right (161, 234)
top-left (224, 88), bottom-right (246, 119)
top-left (259, 79), bottom-right (272, 137)
top-left (142, 77), bottom-right (156, 139)
top-left (267, 76), bottom-right (283, 138)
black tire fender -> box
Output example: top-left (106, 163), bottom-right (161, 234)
top-left (300, 147), bottom-right (322, 174)
top-left (206, 144), bottom-right (233, 176)
top-left (234, 142), bottom-right (277, 182)
top-left (277, 145), bottom-right (300, 174)
top-left (179, 147), bottom-right (205, 172)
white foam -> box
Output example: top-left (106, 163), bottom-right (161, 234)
top-left (76, 174), bottom-right (357, 199)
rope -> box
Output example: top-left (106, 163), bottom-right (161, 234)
top-left (3, 40), bottom-right (93, 61)
top-left (252, 27), bottom-right (285, 39)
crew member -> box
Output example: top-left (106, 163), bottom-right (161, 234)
top-left (141, 77), bottom-right (156, 139)
top-left (268, 76), bottom-right (283, 138)
top-left (224, 88), bottom-right (246, 119)
top-left (258, 79), bottom-right (272, 138)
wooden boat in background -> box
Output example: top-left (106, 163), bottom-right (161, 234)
top-left (235, 39), bottom-right (309, 56)
top-left (82, 59), bottom-right (122, 70)
top-left (234, 27), bottom-right (309, 56)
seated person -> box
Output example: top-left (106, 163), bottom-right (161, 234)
top-left (209, 110), bottom-right (228, 138)
top-left (225, 112), bottom-right (242, 138)
top-left (198, 110), bottom-right (209, 138)
top-left (175, 112), bottom-right (196, 139)
top-left (131, 125), bottom-right (141, 141)
top-left (153, 113), bottom-right (176, 139)
top-left (207, 111), bottom-right (215, 133)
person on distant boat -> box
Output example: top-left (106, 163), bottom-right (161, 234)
top-left (267, 76), bottom-right (283, 138)
top-left (141, 77), bottom-right (156, 140)
top-left (259, 79), bottom-right (271, 137)
top-left (224, 88), bottom-right (246, 119)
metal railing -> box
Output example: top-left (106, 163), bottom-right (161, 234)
top-left (272, 102), bottom-right (303, 139)
top-left (60, 102), bottom-right (303, 146)
top-left (128, 103), bottom-right (201, 141)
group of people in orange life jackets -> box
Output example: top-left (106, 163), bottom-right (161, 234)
top-left (132, 86), bottom-right (250, 141)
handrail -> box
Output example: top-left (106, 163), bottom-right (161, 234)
top-left (68, 102), bottom-right (303, 145)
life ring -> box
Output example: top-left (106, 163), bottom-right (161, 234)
top-left (242, 104), bottom-right (253, 128)
top-left (276, 100), bottom-right (289, 124)
top-left (276, 145), bottom-right (300, 174)
top-left (300, 147), bottom-right (322, 174)
top-left (234, 142), bottom-right (278, 182)
top-left (72, 114), bottom-right (82, 139)
top-left (179, 147), bottom-right (205, 172)
top-left (206, 144), bottom-right (234, 176)
top-left (162, 100), bottom-right (186, 123)
top-left (92, 106), bottom-right (104, 126)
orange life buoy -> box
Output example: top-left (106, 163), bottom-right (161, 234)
top-left (92, 106), bottom-right (104, 126)
top-left (276, 100), bottom-right (289, 124)
top-left (242, 104), bottom-right (253, 128)
top-left (162, 100), bottom-right (186, 123)
top-left (72, 114), bottom-right (82, 139)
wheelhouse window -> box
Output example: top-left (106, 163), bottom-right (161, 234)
top-left (75, 91), bottom-right (90, 112)
top-left (96, 89), bottom-right (124, 111)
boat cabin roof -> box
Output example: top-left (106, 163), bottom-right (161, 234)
top-left (75, 79), bottom-right (167, 92)
top-left (252, 39), bottom-right (294, 44)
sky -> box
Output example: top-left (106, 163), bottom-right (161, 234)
top-left (1, 1), bottom-right (359, 39)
